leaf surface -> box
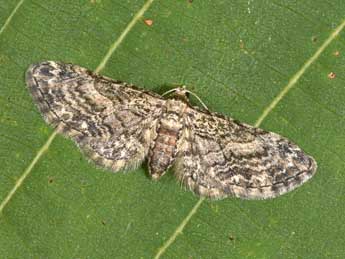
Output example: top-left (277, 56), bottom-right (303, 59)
top-left (0, 1), bottom-right (344, 258)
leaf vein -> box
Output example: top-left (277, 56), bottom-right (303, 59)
top-left (154, 197), bottom-right (205, 259)
top-left (0, 0), bottom-right (155, 216)
top-left (255, 19), bottom-right (345, 127)
top-left (95, 0), bottom-right (155, 73)
top-left (0, 0), bottom-right (25, 36)
top-left (153, 18), bottom-right (345, 259)
top-left (0, 129), bottom-right (58, 214)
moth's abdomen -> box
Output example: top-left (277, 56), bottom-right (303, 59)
top-left (149, 100), bottom-right (186, 179)
top-left (149, 125), bottom-right (179, 179)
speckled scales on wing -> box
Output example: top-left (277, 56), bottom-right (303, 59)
top-left (26, 61), bottom-right (317, 199)
top-left (175, 107), bottom-right (317, 199)
top-left (26, 61), bottom-right (165, 172)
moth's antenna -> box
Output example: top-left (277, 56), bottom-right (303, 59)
top-left (162, 86), bottom-right (209, 110)
top-left (162, 88), bottom-right (179, 97)
top-left (185, 89), bottom-right (208, 110)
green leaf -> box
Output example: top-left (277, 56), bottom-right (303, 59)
top-left (1, 0), bottom-right (344, 258)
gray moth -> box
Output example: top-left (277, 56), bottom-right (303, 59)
top-left (26, 61), bottom-right (317, 199)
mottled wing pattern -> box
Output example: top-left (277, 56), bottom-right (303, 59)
top-left (175, 107), bottom-right (317, 199)
top-left (26, 61), bottom-right (164, 172)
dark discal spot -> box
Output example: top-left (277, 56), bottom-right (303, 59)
top-left (143, 107), bottom-right (152, 113)
top-left (101, 220), bottom-right (106, 225)
top-left (39, 66), bottom-right (55, 77)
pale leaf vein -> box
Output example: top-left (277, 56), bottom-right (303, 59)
top-left (0, 0), bottom-right (155, 215)
top-left (153, 19), bottom-right (345, 259)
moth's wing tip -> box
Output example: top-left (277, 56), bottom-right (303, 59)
top-left (310, 155), bottom-right (318, 173)
top-left (304, 154), bottom-right (317, 182)
top-left (25, 61), bottom-right (62, 126)
top-left (25, 62), bottom-right (45, 105)
top-left (263, 154), bottom-right (318, 200)
top-left (25, 61), bottom-right (59, 84)
top-left (25, 62), bottom-right (39, 88)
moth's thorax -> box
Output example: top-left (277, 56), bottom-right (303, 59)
top-left (149, 99), bottom-right (187, 179)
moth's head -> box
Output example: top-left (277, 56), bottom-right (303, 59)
top-left (172, 86), bottom-right (190, 102)
top-left (162, 85), bottom-right (190, 103)
top-left (162, 86), bottom-right (208, 110)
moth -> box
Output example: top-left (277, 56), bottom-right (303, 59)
top-left (26, 61), bottom-right (317, 199)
